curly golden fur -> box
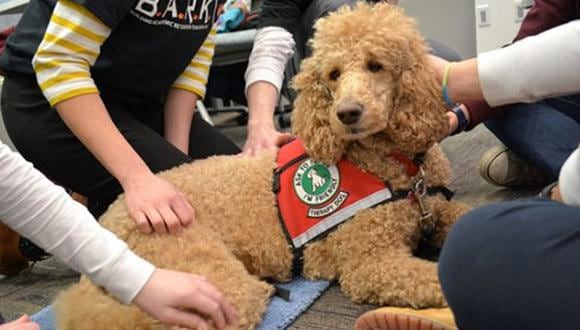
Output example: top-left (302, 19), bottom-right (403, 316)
top-left (55, 3), bottom-right (469, 329)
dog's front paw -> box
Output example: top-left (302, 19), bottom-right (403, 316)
top-left (302, 240), bottom-right (339, 280)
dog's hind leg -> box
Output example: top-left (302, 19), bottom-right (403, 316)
top-left (339, 254), bottom-right (446, 308)
top-left (56, 225), bottom-right (274, 330)
top-left (427, 196), bottom-right (471, 248)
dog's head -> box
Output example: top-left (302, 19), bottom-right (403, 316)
top-left (291, 3), bottom-right (448, 165)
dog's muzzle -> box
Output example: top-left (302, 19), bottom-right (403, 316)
top-left (336, 100), bottom-right (364, 125)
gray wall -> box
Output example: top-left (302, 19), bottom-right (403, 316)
top-left (400, 0), bottom-right (477, 59)
top-left (475, 0), bottom-right (526, 53)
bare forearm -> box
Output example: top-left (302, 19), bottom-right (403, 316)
top-left (242, 81), bottom-right (292, 155)
top-left (164, 88), bottom-right (197, 154)
top-left (446, 58), bottom-right (483, 103)
top-left (55, 94), bottom-right (151, 186)
top-left (247, 81), bottom-right (278, 129)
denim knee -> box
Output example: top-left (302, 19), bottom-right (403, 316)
top-left (438, 205), bottom-right (493, 282)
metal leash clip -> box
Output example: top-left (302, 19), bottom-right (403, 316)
top-left (410, 168), bottom-right (435, 237)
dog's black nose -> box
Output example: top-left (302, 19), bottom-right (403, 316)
top-left (337, 103), bottom-right (363, 125)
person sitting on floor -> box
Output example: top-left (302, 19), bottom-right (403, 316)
top-left (355, 1), bottom-right (580, 329)
top-left (0, 141), bottom-right (237, 330)
top-left (439, 0), bottom-right (579, 188)
top-left (0, 0), bottom-right (242, 264)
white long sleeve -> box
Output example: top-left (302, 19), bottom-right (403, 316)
top-left (244, 26), bottom-right (295, 94)
top-left (559, 146), bottom-right (580, 206)
top-left (478, 20), bottom-right (580, 107)
top-left (0, 141), bottom-right (154, 304)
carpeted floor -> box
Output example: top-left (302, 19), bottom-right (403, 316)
top-left (0, 114), bottom-right (540, 328)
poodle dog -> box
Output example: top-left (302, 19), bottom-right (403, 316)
top-left (55, 3), bottom-right (469, 329)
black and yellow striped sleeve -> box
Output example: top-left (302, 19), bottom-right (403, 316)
top-left (171, 26), bottom-right (217, 99)
top-left (32, 0), bottom-right (111, 107)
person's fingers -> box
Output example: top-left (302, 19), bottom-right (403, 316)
top-left (131, 211), bottom-right (153, 234)
top-left (171, 194), bottom-right (195, 226)
top-left (14, 315), bottom-right (31, 323)
top-left (276, 132), bottom-right (293, 146)
top-left (241, 136), bottom-right (259, 155)
top-left (195, 282), bottom-right (238, 325)
top-left (0, 315), bottom-right (41, 330)
top-left (158, 205), bottom-right (181, 234)
top-left (246, 142), bottom-right (261, 157)
top-left (241, 143), bottom-right (254, 155)
top-left (24, 322), bottom-right (40, 330)
top-left (160, 308), bottom-right (210, 330)
top-left (177, 289), bottom-right (227, 329)
top-left (221, 297), bottom-right (239, 326)
top-left (249, 147), bottom-right (260, 157)
top-left (145, 208), bottom-right (167, 234)
top-left (446, 112), bottom-right (457, 137)
top-left (3, 323), bottom-right (41, 330)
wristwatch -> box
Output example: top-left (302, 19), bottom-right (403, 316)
top-left (450, 104), bottom-right (469, 135)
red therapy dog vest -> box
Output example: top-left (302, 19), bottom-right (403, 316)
top-left (274, 139), bottom-right (394, 249)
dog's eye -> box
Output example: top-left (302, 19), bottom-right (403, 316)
top-left (329, 69), bottom-right (341, 81)
top-left (367, 61), bottom-right (383, 73)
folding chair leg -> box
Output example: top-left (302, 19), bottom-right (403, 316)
top-left (196, 100), bottom-right (214, 126)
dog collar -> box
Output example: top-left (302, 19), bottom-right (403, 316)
top-left (388, 150), bottom-right (425, 177)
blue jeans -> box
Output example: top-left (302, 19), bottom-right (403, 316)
top-left (485, 95), bottom-right (580, 180)
top-left (439, 199), bottom-right (580, 330)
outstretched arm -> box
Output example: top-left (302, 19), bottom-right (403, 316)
top-left (431, 21), bottom-right (580, 107)
top-left (33, 0), bottom-right (194, 234)
top-left (0, 142), bottom-right (237, 329)
top-left (166, 26), bottom-right (218, 154)
top-left (243, 25), bottom-right (295, 155)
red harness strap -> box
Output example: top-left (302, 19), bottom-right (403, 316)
top-left (388, 151), bottom-right (423, 177)
top-left (274, 139), bottom-right (394, 249)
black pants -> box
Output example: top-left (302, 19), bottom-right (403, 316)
top-left (439, 199), bottom-right (580, 330)
top-left (1, 73), bottom-right (240, 217)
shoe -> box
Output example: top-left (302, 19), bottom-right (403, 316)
top-left (355, 307), bottom-right (457, 330)
top-left (0, 222), bottom-right (29, 276)
top-left (18, 237), bottom-right (50, 262)
top-left (479, 145), bottom-right (549, 187)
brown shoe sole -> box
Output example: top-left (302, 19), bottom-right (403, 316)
top-left (355, 309), bottom-right (456, 330)
top-left (0, 222), bottom-right (29, 276)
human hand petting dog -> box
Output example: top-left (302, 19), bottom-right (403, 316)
top-left (133, 269), bottom-right (238, 330)
top-left (244, 81), bottom-right (293, 156)
top-left (243, 124), bottom-right (292, 156)
top-left (429, 55), bottom-right (473, 137)
top-left (0, 260), bottom-right (240, 330)
top-left (444, 104), bottom-right (471, 137)
top-left (122, 172), bottom-right (195, 234)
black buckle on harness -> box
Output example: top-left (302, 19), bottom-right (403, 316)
top-left (274, 286), bottom-right (292, 301)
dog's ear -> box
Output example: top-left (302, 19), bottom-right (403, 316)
top-left (386, 55), bottom-right (449, 153)
top-left (291, 57), bottom-right (346, 165)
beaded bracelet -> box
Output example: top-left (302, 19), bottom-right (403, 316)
top-left (442, 63), bottom-right (456, 108)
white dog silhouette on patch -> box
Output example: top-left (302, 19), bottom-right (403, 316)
top-left (307, 169), bottom-right (326, 190)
